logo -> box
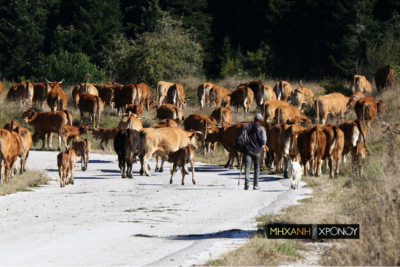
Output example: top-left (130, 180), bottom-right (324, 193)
top-left (266, 224), bottom-right (359, 240)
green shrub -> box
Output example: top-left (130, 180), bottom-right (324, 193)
top-left (35, 51), bottom-right (107, 85)
top-left (320, 79), bottom-right (352, 96)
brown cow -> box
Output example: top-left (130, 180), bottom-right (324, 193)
top-left (6, 82), bottom-right (34, 106)
top-left (136, 83), bottom-right (153, 111)
top-left (46, 80), bottom-right (67, 111)
top-left (8, 130), bottom-right (23, 178)
top-left (210, 107), bottom-right (233, 124)
top-left (320, 125), bottom-right (345, 178)
top-left (290, 81), bottom-right (314, 111)
top-left (94, 84), bottom-right (114, 108)
top-left (77, 93), bottom-right (104, 130)
top-left (118, 115), bottom-right (143, 131)
top-left (72, 139), bottom-right (91, 171)
top-left (139, 127), bottom-right (201, 176)
top-left (184, 113), bottom-right (217, 156)
top-left (266, 124), bottom-right (284, 171)
top-left (60, 124), bottom-right (90, 149)
top-left (294, 125), bottom-right (326, 176)
top-left (155, 104), bottom-right (184, 126)
top-left (275, 106), bottom-right (312, 126)
top-left (354, 96), bottom-right (378, 134)
top-left (314, 93), bottom-right (352, 124)
top-left (157, 81), bottom-right (175, 105)
top-left (209, 85), bottom-right (231, 107)
top-left (78, 83), bottom-right (99, 96)
top-left (352, 143), bottom-right (365, 176)
top-left (280, 124), bottom-right (304, 177)
top-left (0, 129), bottom-right (17, 183)
top-left (32, 83), bottom-right (52, 108)
top-left (125, 104), bottom-right (143, 117)
top-left (350, 75), bottom-right (372, 94)
top-left (113, 83), bottom-right (138, 116)
top-left (152, 118), bottom-right (179, 128)
top-left (260, 100), bottom-right (290, 122)
top-left (197, 82), bottom-right (216, 109)
top-left (276, 81), bottom-right (293, 101)
top-left (57, 148), bottom-right (77, 187)
top-left (263, 85), bottom-right (277, 102)
top-left (339, 119), bottom-right (370, 164)
top-left (168, 146), bottom-right (196, 185)
top-left (228, 86), bottom-right (254, 114)
top-left (23, 109), bottom-right (73, 150)
top-left (114, 129), bottom-right (142, 178)
top-left (92, 128), bottom-right (119, 150)
top-left (167, 83), bottom-right (187, 109)
top-left (4, 121), bottom-right (32, 174)
top-left (238, 80), bottom-right (265, 107)
top-left (375, 64), bottom-right (396, 91)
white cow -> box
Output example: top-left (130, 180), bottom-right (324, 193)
top-left (288, 161), bottom-right (303, 190)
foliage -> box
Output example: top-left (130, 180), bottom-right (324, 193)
top-left (320, 79), bottom-right (352, 96)
top-left (103, 13), bottom-right (202, 85)
top-left (36, 51), bottom-right (106, 85)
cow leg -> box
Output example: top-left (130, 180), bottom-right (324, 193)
top-left (142, 153), bottom-right (152, 176)
top-left (80, 109), bottom-right (84, 125)
top-left (127, 153), bottom-right (133, 179)
top-left (19, 155), bottom-right (24, 174)
top-left (59, 167), bottom-right (64, 187)
top-left (48, 133), bottom-right (53, 150)
top-left (283, 154), bottom-right (289, 178)
top-left (101, 140), bottom-right (105, 151)
top-left (155, 155), bottom-right (160, 172)
top-left (170, 162), bottom-right (176, 184)
top-left (190, 156), bottom-right (195, 185)
top-left (181, 159), bottom-right (186, 185)
top-left (0, 158), bottom-right (4, 184)
top-left (70, 163), bottom-right (75, 185)
top-left (329, 158), bottom-right (334, 178)
top-left (81, 156), bottom-right (85, 171)
top-left (159, 156), bottom-right (167, 172)
top-left (92, 112), bottom-right (96, 130)
top-left (121, 155), bottom-right (127, 178)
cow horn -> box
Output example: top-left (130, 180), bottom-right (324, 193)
top-left (139, 116), bottom-right (146, 119)
top-left (195, 131), bottom-right (203, 135)
top-left (45, 79), bottom-right (51, 84)
top-left (58, 79), bottom-right (64, 84)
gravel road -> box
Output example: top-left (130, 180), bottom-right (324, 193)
top-left (0, 151), bottom-right (312, 266)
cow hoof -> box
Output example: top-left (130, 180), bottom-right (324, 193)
top-left (192, 181), bottom-right (196, 185)
top-left (185, 170), bottom-right (189, 175)
top-left (128, 175), bottom-right (133, 179)
top-left (181, 182), bottom-right (184, 185)
top-left (283, 172), bottom-right (288, 178)
top-left (101, 146), bottom-right (105, 151)
top-left (159, 168), bottom-right (163, 172)
top-left (122, 175), bottom-right (127, 178)
top-left (145, 172), bottom-right (151, 177)
top-left (170, 180), bottom-right (173, 184)
top-left (155, 167), bottom-right (159, 172)
top-left (147, 165), bottom-right (151, 171)
top-left (139, 169), bottom-right (144, 176)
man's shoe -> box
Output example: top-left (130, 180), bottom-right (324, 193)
top-left (244, 185), bottom-right (249, 190)
top-left (253, 185), bottom-right (261, 190)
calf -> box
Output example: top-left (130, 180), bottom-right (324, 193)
top-left (71, 139), bottom-right (91, 171)
top-left (125, 104), bottom-right (143, 117)
top-left (288, 161), bottom-right (303, 189)
top-left (57, 148), bottom-right (77, 187)
top-left (351, 143), bottom-right (365, 176)
top-left (92, 128), bottom-right (119, 150)
top-left (118, 116), bottom-right (143, 131)
top-left (60, 125), bottom-right (89, 149)
top-left (167, 146), bottom-right (195, 185)
top-left (114, 129), bottom-right (141, 178)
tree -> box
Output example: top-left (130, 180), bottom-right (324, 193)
top-left (0, 0), bottom-right (48, 79)
top-left (103, 13), bottom-right (202, 85)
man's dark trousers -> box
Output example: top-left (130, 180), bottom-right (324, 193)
top-left (243, 149), bottom-right (260, 187)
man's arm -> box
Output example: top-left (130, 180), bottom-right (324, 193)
top-left (260, 127), bottom-right (267, 145)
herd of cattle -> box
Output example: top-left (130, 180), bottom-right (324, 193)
top-left (0, 64), bottom-right (394, 188)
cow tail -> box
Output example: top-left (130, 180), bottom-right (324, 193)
top-left (156, 82), bottom-right (160, 104)
top-left (315, 99), bottom-right (319, 124)
top-left (97, 96), bottom-right (103, 117)
top-left (362, 101), bottom-right (366, 128)
top-left (219, 107), bottom-right (223, 124)
top-left (277, 107), bottom-right (280, 124)
top-left (56, 95), bottom-right (60, 110)
top-left (355, 119), bottom-right (370, 153)
top-left (331, 126), bottom-right (338, 155)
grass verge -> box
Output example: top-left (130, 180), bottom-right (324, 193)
top-left (0, 170), bottom-right (51, 196)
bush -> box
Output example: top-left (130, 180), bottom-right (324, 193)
top-left (35, 51), bottom-right (107, 85)
top-left (103, 13), bottom-right (203, 86)
top-left (320, 79), bottom-right (352, 96)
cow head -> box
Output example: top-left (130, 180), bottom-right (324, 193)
top-left (146, 99), bottom-right (154, 111)
top-left (80, 125), bottom-right (90, 134)
top-left (22, 109), bottom-right (37, 122)
top-left (92, 128), bottom-right (101, 139)
top-left (376, 99), bottom-right (388, 113)
top-left (45, 79), bottom-right (64, 88)
top-left (346, 95), bottom-right (360, 110)
top-left (187, 130), bottom-right (202, 149)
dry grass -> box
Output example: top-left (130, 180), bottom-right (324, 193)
top-left (0, 170), bottom-right (51, 196)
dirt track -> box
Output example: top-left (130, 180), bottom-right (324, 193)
top-left (0, 151), bottom-right (311, 266)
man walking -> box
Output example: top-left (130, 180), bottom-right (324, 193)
top-left (240, 114), bottom-right (267, 190)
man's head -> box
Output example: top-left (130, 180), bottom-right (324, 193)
top-left (254, 113), bottom-right (263, 122)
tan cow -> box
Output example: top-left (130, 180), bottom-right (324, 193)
top-left (264, 85), bottom-right (277, 102)
top-left (339, 119), bottom-right (370, 164)
top-left (77, 93), bottom-right (104, 129)
top-left (209, 85), bottom-right (231, 107)
top-left (260, 100), bottom-right (290, 122)
top-left (125, 104), bottom-right (143, 117)
top-left (275, 106), bottom-right (312, 126)
top-left (46, 80), bottom-right (67, 111)
top-left (8, 130), bottom-right (23, 178)
top-left (280, 124), bottom-right (304, 177)
top-left (3, 121), bottom-right (32, 174)
top-left (320, 125), bottom-right (345, 178)
top-left (118, 116), bottom-right (143, 131)
top-left (157, 81), bottom-right (175, 105)
top-left (23, 109), bottom-right (73, 150)
top-left (351, 143), bottom-right (365, 176)
top-left (210, 107), bottom-right (233, 124)
top-left (60, 124), bottom-right (89, 148)
top-left (314, 93), bottom-right (351, 124)
top-left (155, 104), bottom-right (184, 126)
top-left (72, 139), bottom-right (91, 171)
top-left (167, 83), bottom-right (187, 109)
top-left (79, 83), bottom-right (99, 96)
top-left (32, 83), bottom-right (52, 108)
top-left (276, 81), bottom-right (293, 101)
top-left (375, 64), bottom-right (396, 91)
top-left (290, 81), bottom-right (314, 111)
top-left (136, 83), bottom-right (152, 111)
top-left (228, 86), bottom-right (254, 114)
top-left (197, 82), bottom-right (216, 109)
top-left (92, 128), bottom-right (119, 150)
top-left (0, 129), bottom-right (17, 183)
top-left (350, 75), bottom-right (372, 94)
top-left (139, 127), bottom-right (201, 176)
top-left (6, 82), bottom-right (34, 106)
top-left (168, 146), bottom-right (196, 185)
top-left (184, 113), bottom-right (217, 156)
top-left (57, 148), bottom-right (77, 187)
